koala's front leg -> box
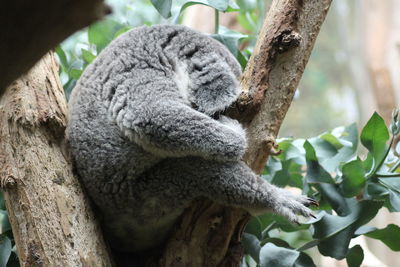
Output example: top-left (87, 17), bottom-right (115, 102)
top-left (152, 157), bottom-right (317, 224)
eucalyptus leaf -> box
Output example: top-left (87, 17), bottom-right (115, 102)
top-left (322, 123), bottom-right (358, 172)
top-left (363, 224), bottom-right (400, 251)
top-left (388, 190), bottom-right (400, 211)
top-left (294, 252), bottom-right (316, 267)
top-left (0, 211), bottom-right (10, 234)
top-left (318, 184), bottom-right (350, 216)
top-left (245, 217), bottom-right (263, 239)
top-left (55, 46), bottom-right (68, 70)
top-left (312, 200), bottom-right (383, 259)
top-left (89, 20), bottom-right (125, 53)
top-left (346, 245), bottom-right (364, 267)
top-left (0, 235), bottom-right (11, 267)
top-left (242, 233), bottom-right (261, 263)
top-left (259, 243), bottom-right (299, 267)
top-left (150, 0), bottom-right (172, 18)
top-left (341, 159), bottom-right (366, 197)
top-left (81, 49), bottom-right (96, 64)
top-left (304, 141), bottom-right (334, 184)
top-left (360, 112), bottom-right (389, 172)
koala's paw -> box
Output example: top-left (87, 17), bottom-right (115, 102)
top-left (273, 192), bottom-right (318, 224)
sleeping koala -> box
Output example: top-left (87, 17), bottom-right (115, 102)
top-left (67, 24), bottom-right (316, 252)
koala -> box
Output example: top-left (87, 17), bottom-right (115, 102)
top-left (67, 24), bottom-right (317, 253)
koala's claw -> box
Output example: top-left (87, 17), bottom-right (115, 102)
top-left (272, 190), bottom-right (318, 224)
top-left (304, 198), bottom-right (319, 207)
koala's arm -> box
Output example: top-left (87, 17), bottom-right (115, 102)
top-left (113, 99), bottom-right (247, 161)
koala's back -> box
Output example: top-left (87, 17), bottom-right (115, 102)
top-left (68, 24), bottom-right (240, 193)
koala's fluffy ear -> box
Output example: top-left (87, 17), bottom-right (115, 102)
top-left (187, 55), bottom-right (241, 116)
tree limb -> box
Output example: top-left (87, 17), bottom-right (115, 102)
top-left (160, 0), bottom-right (332, 265)
top-left (0, 0), bottom-right (109, 97)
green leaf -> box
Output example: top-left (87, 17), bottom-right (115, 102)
top-left (342, 159), bottom-right (366, 197)
top-left (257, 213), bottom-right (309, 233)
top-left (279, 140), bottom-right (305, 165)
top-left (55, 46), bottom-right (68, 70)
top-left (312, 200), bottom-right (383, 259)
top-left (150, 0), bottom-right (172, 18)
top-left (114, 26), bottom-right (133, 39)
top-left (81, 49), bottom-right (96, 64)
top-left (304, 141), bottom-right (334, 184)
top-left (211, 28), bottom-right (248, 57)
top-left (363, 224), bottom-right (400, 251)
top-left (360, 112), bottom-right (389, 171)
top-left (260, 238), bottom-right (290, 248)
top-left (0, 192), bottom-right (5, 210)
top-left (259, 243), bottom-right (299, 267)
top-left (365, 182), bottom-right (388, 199)
top-left (173, 0), bottom-right (238, 24)
top-left (318, 184), bottom-right (350, 216)
top-left (0, 211), bottom-right (10, 234)
top-left (242, 233), bottom-right (261, 263)
top-left (294, 252), bottom-right (316, 267)
top-left (0, 235), bottom-right (11, 267)
top-left (320, 133), bottom-right (344, 149)
top-left (88, 20), bottom-right (125, 53)
top-left (378, 178), bottom-right (400, 211)
top-left (309, 137), bottom-right (339, 160)
top-left (69, 69), bottom-right (83, 80)
top-left (346, 245), bottom-right (364, 267)
top-left (322, 124), bottom-right (358, 172)
top-left (245, 217), bottom-right (263, 239)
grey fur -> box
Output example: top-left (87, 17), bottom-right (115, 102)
top-left (67, 24), bottom-right (314, 252)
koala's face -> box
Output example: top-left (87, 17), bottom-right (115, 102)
top-left (187, 54), bottom-right (241, 117)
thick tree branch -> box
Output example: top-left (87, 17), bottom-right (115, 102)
top-left (0, 0), bottom-right (109, 97)
top-left (0, 53), bottom-right (113, 266)
top-left (160, 0), bottom-right (332, 265)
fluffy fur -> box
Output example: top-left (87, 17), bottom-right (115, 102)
top-left (67, 24), bottom-right (314, 252)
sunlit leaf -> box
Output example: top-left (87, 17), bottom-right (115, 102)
top-left (341, 159), bottom-right (366, 197)
top-left (89, 20), bottom-right (125, 53)
top-left (81, 49), bottom-right (96, 64)
top-left (360, 112), bottom-right (389, 172)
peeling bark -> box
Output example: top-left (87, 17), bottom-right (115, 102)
top-left (0, 0), bottom-right (109, 97)
top-left (160, 0), bottom-right (332, 266)
top-left (0, 53), bottom-right (113, 266)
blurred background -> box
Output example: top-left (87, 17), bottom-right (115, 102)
top-left (59, 0), bottom-right (400, 265)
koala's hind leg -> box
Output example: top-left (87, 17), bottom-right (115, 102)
top-left (148, 157), bottom-right (316, 223)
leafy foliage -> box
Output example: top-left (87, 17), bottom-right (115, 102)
top-left (242, 111), bottom-right (400, 267)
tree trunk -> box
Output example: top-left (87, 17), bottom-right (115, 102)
top-left (160, 0), bottom-right (332, 266)
top-left (0, 53), bottom-right (113, 266)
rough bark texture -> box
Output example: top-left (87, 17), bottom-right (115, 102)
top-left (0, 53), bottom-right (113, 266)
top-left (0, 0), bottom-right (109, 97)
top-left (160, 0), bottom-right (332, 266)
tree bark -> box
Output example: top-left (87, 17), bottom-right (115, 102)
top-left (160, 0), bottom-right (332, 266)
top-left (0, 0), bottom-right (109, 97)
top-left (0, 53), bottom-right (113, 266)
